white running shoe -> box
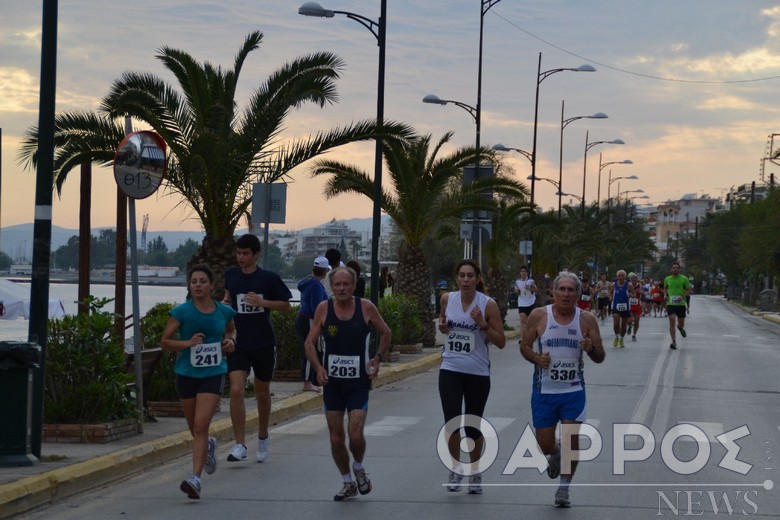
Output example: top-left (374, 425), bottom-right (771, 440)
top-left (447, 471), bottom-right (463, 492)
top-left (204, 437), bottom-right (217, 474)
top-left (179, 474), bottom-right (201, 499)
top-left (227, 443), bottom-right (247, 462)
top-left (256, 436), bottom-right (269, 462)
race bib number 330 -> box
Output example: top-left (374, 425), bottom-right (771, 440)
top-left (547, 358), bottom-right (580, 383)
top-left (190, 342), bottom-right (223, 368)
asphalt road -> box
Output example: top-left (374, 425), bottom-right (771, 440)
top-left (17, 296), bottom-right (780, 519)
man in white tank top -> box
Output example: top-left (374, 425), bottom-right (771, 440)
top-left (520, 272), bottom-right (605, 508)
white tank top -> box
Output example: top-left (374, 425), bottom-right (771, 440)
top-left (440, 291), bottom-right (491, 377)
top-left (533, 305), bottom-right (585, 394)
top-left (516, 278), bottom-right (536, 307)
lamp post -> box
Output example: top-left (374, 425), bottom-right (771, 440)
top-left (298, 1), bottom-right (386, 307)
top-left (558, 101), bottom-right (606, 218)
top-left (583, 133), bottom-right (624, 216)
top-left (527, 174), bottom-right (560, 191)
top-left (607, 170), bottom-right (638, 209)
top-left (599, 156), bottom-right (634, 209)
top-left (423, 94), bottom-right (477, 259)
top-left (530, 53), bottom-right (596, 209)
top-left (555, 191), bottom-right (584, 204)
top-left (493, 143), bottom-right (533, 163)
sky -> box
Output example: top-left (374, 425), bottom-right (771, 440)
top-left (2, 0), bottom-right (780, 241)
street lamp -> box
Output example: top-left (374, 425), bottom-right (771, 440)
top-left (298, 1), bottom-right (386, 307)
top-left (530, 52), bottom-right (596, 208)
top-left (607, 170), bottom-right (638, 209)
top-left (423, 94), bottom-right (477, 121)
top-left (527, 174), bottom-right (560, 190)
top-left (599, 156), bottom-right (633, 209)
top-left (582, 133), bottom-right (624, 216)
top-left (493, 143), bottom-right (533, 163)
top-left (556, 191), bottom-right (584, 205)
top-left (558, 101), bottom-right (606, 218)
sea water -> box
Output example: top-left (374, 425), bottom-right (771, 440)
top-left (0, 282), bottom-right (300, 342)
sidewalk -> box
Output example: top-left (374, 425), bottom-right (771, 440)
top-left (0, 316), bottom-right (522, 519)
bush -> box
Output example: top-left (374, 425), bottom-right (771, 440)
top-left (44, 297), bottom-right (137, 424)
top-left (272, 304), bottom-right (301, 372)
top-left (140, 302), bottom-right (179, 402)
top-left (378, 293), bottom-right (423, 346)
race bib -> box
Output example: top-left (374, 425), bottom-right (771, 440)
top-left (629, 298), bottom-right (639, 306)
top-left (616, 303), bottom-right (628, 312)
top-left (237, 293), bottom-right (264, 314)
top-left (547, 357), bottom-right (580, 383)
top-left (516, 280), bottom-right (529, 297)
top-left (328, 354), bottom-right (360, 379)
top-left (445, 330), bottom-right (475, 355)
top-left (190, 342), bottom-right (222, 368)
top-left (580, 294), bottom-right (591, 302)
top-left (670, 295), bottom-right (683, 305)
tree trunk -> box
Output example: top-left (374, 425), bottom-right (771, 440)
top-left (77, 162), bottom-right (91, 316)
top-left (486, 267), bottom-right (508, 324)
top-left (394, 243), bottom-right (436, 346)
top-left (186, 235), bottom-right (237, 299)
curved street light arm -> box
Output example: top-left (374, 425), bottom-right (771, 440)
top-left (331, 10), bottom-right (380, 40)
top-left (482, 0), bottom-right (503, 16)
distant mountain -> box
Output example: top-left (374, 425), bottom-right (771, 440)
top-left (0, 216), bottom-right (388, 260)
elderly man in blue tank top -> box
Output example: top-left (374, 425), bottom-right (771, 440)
top-left (304, 266), bottom-right (392, 502)
top-left (520, 271), bottom-right (605, 508)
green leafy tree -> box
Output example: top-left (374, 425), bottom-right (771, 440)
top-left (19, 31), bottom-right (412, 297)
top-left (310, 132), bottom-right (524, 345)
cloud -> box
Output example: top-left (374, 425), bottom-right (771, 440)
top-left (0, 68), bottom-right (39, 113)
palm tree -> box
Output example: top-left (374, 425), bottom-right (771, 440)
top-left (20, 31), bottom-right (412, 295)
top-left (480, 197), bottom-right (532, 322)
top-left (309, 132), bottom-right (525, 345)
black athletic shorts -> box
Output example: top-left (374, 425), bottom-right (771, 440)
top-left (176, 373), bottom-right (225, 399)
top-left (227, 347), bottom-right (276, 382)
top-left (667, 305), bottom-right (686, 319)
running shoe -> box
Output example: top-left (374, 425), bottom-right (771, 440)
top-left (631, 335), bottom-right (637, 342)
top-left (620, 337), bottom-right (625, 348)
top-left (179, 474), bottom-right (201, 499)
top-left (447, 471), bottom-right (464, 492)
top-left (204, 437), bottom-right (217, 475)
top-left (333, 482), bottom-right (358, 501)
top-left (679, 327), bottom-right (687, 338)
top-left (227, 443), bottom-right (247, 462)
top-left (468, 473), bottom-right (483, 494)
top-left (256, 436), bottom-right (269, 463)
top-left (554, 488), bottom-right (571, 508)
top-left (353, 466), bottom-right (372, 495)
top-left (613, 337), bottom-right (619, 348)
top-left (670, 342), bottom-right (677, 350)
top-left (546, 450), bottom-right (561, 479)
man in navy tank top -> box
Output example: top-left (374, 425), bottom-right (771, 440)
top-left (304, 267), bottom-right (392, 502)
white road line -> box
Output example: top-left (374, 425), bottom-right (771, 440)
top-left (364, 416), bottom-right (422, 436)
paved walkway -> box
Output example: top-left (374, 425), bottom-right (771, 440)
top-left (0, 314), bottom-right (524, 519)
top-left (2, 298), bottom-right (776, 518)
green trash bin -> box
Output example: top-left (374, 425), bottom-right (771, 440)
top-left (0, 341), bottom-right (41, 467)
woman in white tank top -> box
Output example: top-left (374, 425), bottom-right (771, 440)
top-left (437, 260), bottom-right (506, 494)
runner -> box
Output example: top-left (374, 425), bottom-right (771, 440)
top-left (609, 270), bottom-right (633, 348)
top-left (514, 265), bottom-right (538, 332)
top-left (295, 256), bottom-right (330, 393)
top-left (663, 262), bottom-right (692, 350)
top-left (577, 276), bottom-right (593, 313)
top-left (595, 274), bottom-right (611, 323)
top-left (650, 281), bottom-right (664, 317)
top-left (520, 271), bottom-right (605, 508)
top-left (223, 234), bottom-right (292, 463)
top-left (160, 265), bottom-right (237, 499)
top-left (628, 273), bottom-right (643, 341)
top-left (438, 260), bottom-right (506, 494)
top-left (304, 267), bottom-right (392, 501)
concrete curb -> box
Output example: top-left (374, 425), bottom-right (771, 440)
top-left (0, 352), bottom-right (443, 519)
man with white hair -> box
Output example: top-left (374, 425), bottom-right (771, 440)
top-left (521, 271), bottom-right (605, 508)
